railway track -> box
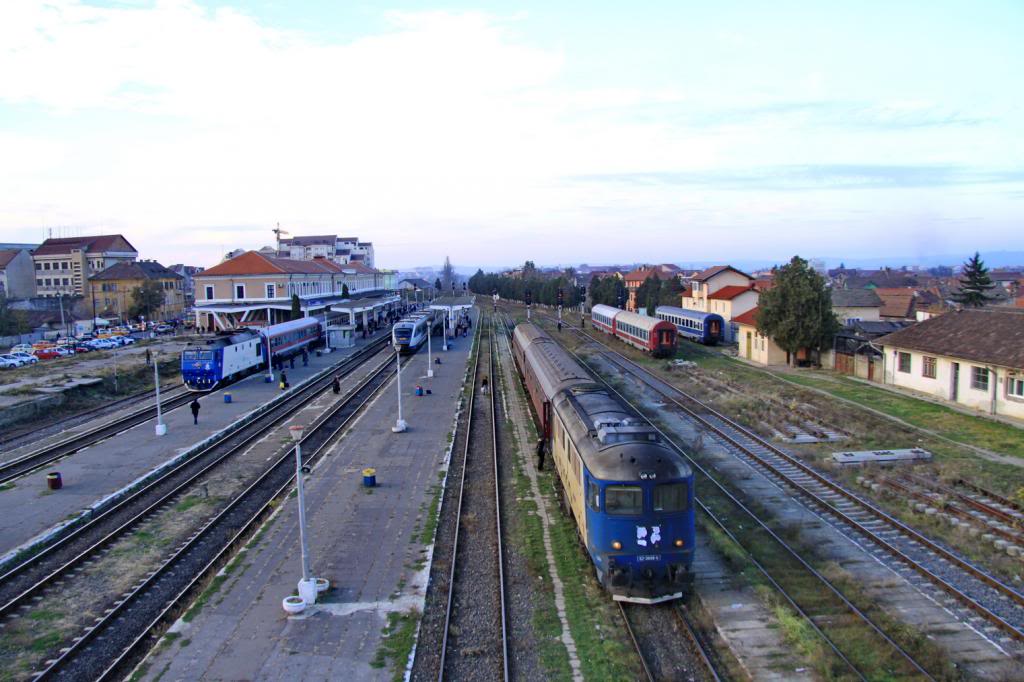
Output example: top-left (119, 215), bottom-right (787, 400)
top-left (438, 320), bottom-right (509, 681)
top-left (590, 342), bottom-right (1024, 644)
top-left (21, 345), bottom-right (398, 681)
top-left (0, 338), bottom-right (391, 673)
top-left (0, 383), bottom-right (189, 453)
top-left (619, 602), bottom-right (721, 682)
top-left (535, 317), bottom-right (941, 680)
top-left (0, 386), bottom-right (194, 485)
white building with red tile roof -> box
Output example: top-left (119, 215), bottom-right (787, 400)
top-left (679, 265), bottom-right (757, 342)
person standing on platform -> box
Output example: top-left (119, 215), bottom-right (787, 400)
top-left (190, 398), bottom-right (201, 425)
top-left (535, 438), bottom-right (546, 470)
top-left (280, 371), bottom-right (289, 390)
top-left (332, 376), bottom-right (341, 394)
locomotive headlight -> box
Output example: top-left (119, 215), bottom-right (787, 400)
top-left (674, 539), bottom-right (684, 548)
top-left (611, 540), bottom-right (622, 551)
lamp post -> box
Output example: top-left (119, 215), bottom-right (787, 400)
top-left (289, 424), bottom-right (318, 605)
top-left (442, 312), bottom-right (449, 351)
top-left (154, 356), bottom-right (167, 436)
top-left (426, 311), bottom-right (434, 378)
top-left (392, 344), bottom-right (407, 432)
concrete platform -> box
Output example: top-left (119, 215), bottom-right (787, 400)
top-left (136, 311), bottom-right (477, 681)
top-left (0, 333), bottom-right (389, 560)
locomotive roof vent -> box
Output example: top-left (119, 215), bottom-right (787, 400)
top-left (596, 422), bottom-right (660, 445)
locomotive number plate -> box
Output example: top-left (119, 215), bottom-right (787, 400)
top-left (637, 555), bottom-right (661, 562)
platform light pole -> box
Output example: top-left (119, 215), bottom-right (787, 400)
top-left (289, 424), bottom-right (318, 604)
top-left (154, 356), bottom-right (167, 436)
top-left (391, 344), bottom-right (407, 433)
top-left (442, 312), bottom-right (449, 352)
top-left (426, 311), bottom-right (434, 378)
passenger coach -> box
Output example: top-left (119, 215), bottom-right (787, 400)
top-left (591, 304), bottom-right (620, 335)
top-left (611, 310), bottom-right (677, 358)
top-left (512, 323), bottom-right (695, 603)
top-left (655, 306), bottom-right (724, 345)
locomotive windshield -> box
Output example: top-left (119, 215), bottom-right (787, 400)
top-left (653, 483), bottom-right (688, 512)
top-left (605, 485), bottom-right (643, 515)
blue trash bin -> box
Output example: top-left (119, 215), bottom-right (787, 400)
top-left (362, 468), bottom-right (377, 487)
top-left (224, 392), bottom-right (232, 404)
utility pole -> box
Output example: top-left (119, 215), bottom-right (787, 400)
top-left (426, 310), bottom-right (434, 378)
top-left (273, 222), bottom-right (289, 255)
top-left (288, 425), bottom-right (321, 606)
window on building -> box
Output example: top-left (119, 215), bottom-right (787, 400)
top-left (35, 262), bottom-right (41, 270)
top-left (235, 284), bottom-right (245, 299)
top-left (205, 286), bottom-right (214, 300)
top-left (63, 278), bottom-right (69, 286)
top-left (1008, 377), bottom-right (1024, 398)
top-left (266, 283), bottom-right (276, 299)
top-left (971, 366), bottom-right (990, 391)
top-left (36, 278), bottom-right (42, 285)
top-left (43, 262), bottom-right (51, 270)
top-left (922, 356), bottom-right (937, 379)
top-left (897, 352), bottom-right (911, 373)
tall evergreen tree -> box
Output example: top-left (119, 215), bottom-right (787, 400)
top-left (291, 294), bottom-right (302, 318)
top-left (951, 252), bottom-right (996, 308)
top-left (341, 283), bottom-right (350, 298)
top-left (756, 256), bottom-right (839, 367)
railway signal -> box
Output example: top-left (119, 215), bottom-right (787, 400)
top-left (525, 288), bottom-right (532, 320)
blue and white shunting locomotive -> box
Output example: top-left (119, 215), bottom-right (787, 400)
top-left (513, 322), bottom-right (695, 603)
top-left (655, 306), bottom-right (725, 345)
top-left (181, 318), bottom-right (322, 391)
top-left (391, 311), bottom-right (441, 355)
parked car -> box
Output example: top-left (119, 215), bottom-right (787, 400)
top-left (86, 339), bottom-right (113, 350)
top-left (11, 344), bottom-right (35, 354)
top-left (0, 356), bottom-right (20, 369)
top-left (0, 353), bottom-right (28, 367)
top-left (154, 324), bottom-right (174, 334)
top-left (34, 348), bottom-right (62, 359)
top-left (71, 344), bottom-right (93, 353)
top-left (12, 352), bottom-right (39, 364)
top-left (120, 336), bottom-right (136, 345)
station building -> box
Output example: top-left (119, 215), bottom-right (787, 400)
top-left (679, 265), bottom-right (757, 342)
top-left (0, 249), bottom-right (36, 299)
top-left (623, 264), bottom-right (680, 312)
top-left (876, 308), bottom-right (1024, 421)
top-left (192, 250), bottom-right (398, 332)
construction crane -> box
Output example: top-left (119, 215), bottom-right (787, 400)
top-left (272, 222), bottom-right (289, 255)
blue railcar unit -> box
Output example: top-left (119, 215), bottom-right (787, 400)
top-left (181, 317), bottom-right (322, 391)
top-left (392, 311), bottom-right (441, 355)
top-left (512, 322), bottom-right (695, 603)
top-left (655, 306), bottom-right (725, 345)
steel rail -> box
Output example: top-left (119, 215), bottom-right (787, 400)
top-left (36, 351), bottom-right (398, 681)
top-left (0, 337), bottom-right (390, 618)
top-left (438, 320), bottom-right (509, 682)
top-left (0, 390), bottom-right (194, 485)
top-left (672, 605), bottom-right (722, 682)
top-left (618, 603), bottom-right (655, 682)
top-left (489, 323), bottom-right (511, 682)
top-left (592, 341), bottom-right (1024, 642)
top-left (544, 317), bottom-right (933, 681)
top-left (0, 384), bottom-right (189, 450)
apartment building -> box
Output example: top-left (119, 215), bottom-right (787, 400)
top-left (32, 235), bottom-right (138, 297)
top-left (88, 260), bottom-right (185, 320)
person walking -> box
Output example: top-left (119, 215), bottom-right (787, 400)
top-left (332, 376), bottom-right (341, 394)
top-left (280, 371), bottom-right (289, 391)
top-left (535, 438), bottom-right (546, 471)
top-left (190, 398), bottom-right (201, 425)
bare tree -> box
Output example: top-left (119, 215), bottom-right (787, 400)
top-left (441, 256), bottom-right (456, 293)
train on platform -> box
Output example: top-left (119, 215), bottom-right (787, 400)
top-left (181, 317), bottom-right (322, 391)
top-left (512, 322), bottom-right (695, 603)
top-left (590, 304), bottom-right (677, 358)
top-left (655, 306), bottom-right (725, 345)
top-left (391, 311), bottom-right (442, 355)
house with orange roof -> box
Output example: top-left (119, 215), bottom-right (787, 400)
top-left (192, 251), bottom-right (395, 331)
top-left (679, 265), bottom-right (757, 342)
top-left (734, 307), bottom-right (788, 365)
top-left (623, 264), bottom-right (680, 312)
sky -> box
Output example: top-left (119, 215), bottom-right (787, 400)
top-left (0, 0), bottom-right (1022, 270)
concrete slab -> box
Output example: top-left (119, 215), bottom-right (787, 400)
top-left (136, 311), bottom-right (477, 681)
top-left (0, 333), bottom-right (388, 558)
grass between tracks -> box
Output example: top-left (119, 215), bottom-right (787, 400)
top-left (370, 609), bottom-right (420, 681)
top-left (500, 339), bottom-right (640, 682)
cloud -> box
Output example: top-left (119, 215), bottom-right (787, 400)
top-left (570, 164), bottom-right (1024, 191)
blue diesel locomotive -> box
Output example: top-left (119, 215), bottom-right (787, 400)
top-left (181, 318), bottom-right (322, 391)
top-left (655, 306), bottom-right (725, 345)
top-left (512, 322), bottom-right (695, 603)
